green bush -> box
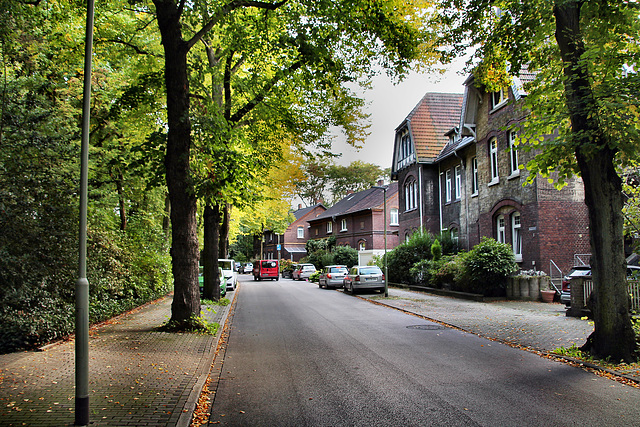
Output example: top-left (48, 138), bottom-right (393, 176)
top-left (431, 239), bottom-right (442, 261)
top-left (309, 271), bottom-right (321, 282)
top-left (458, 237), bottom-right (517, 296)
top-left (333, 246), bottom-right (358, 268)
top-left (386, 231), bottom-right (435, 284)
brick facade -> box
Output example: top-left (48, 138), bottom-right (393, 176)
top-left (392, 82), bottom-right (590, 276)
top-left (307, 184), bottom-right (400, 252)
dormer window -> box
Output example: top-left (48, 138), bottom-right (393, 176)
top-left (397, 129), bottom-right (415, 170)
top-left (491, 87), bottom-right (509, 110)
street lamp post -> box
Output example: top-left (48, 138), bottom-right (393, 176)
top-left (76, 1), bottom-right (95, 425)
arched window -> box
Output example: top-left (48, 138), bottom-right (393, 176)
top-left (404, 178), bottom-right (418, 212)
top-left (358, 240), bottom-right (366, 251)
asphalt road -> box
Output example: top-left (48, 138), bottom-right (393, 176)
top-left (208, 276), bottom-right (640, 426)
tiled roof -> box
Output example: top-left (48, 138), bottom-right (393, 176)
top-left (402, 93), bottom-right (464, 163)
top-left (292, 203), bottom-right (325, 221)
top-left (310, 182), bottom-right (398, 222)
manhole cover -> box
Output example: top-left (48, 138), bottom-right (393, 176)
top-left (406, 324), bottom-right (445, 331)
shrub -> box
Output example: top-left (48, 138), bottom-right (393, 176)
top-left (333, 246), bottom-right (358, 268)
top-left (309, 271), bottom-right (321, 282)
top-left (431, 239), bottom-right (442, 261)
top-left (409, 259), bottom-right (431, 285)
top-left (386, 231), bottom-right (435, 284)
top-left (458, 237), bottom-right (517, 296)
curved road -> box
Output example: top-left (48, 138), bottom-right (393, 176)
top-left (209, 276), bottom-right (639, 426)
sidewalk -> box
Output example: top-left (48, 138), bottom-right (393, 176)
top-left (0, 292), bottom-right (234, 426)
top-left (361, 287), bottom-right (640, 384)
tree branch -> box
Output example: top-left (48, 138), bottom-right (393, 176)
top-left (229, 58), bottom-right (303, 124)
top-left (186, 0), bottom-right (288, 50)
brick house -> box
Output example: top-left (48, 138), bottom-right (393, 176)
top-left (392, 77), bottom-right (590, 275)
top-left (306, 183), bottom-right (399, 263)
top-left (262, 203), bottom-right (326, 261)
top-left (390, 92), bottom-right (464, 240)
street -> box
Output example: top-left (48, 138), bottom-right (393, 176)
top-left (209, 276), bottom-right (640, 426)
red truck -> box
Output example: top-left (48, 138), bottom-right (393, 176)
top-left (253, 260), bottom-right (279, 281)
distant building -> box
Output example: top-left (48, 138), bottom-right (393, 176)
top-left (307, 183), bottom-right (399, 265)
top-left (262, 203), bottom-right (326, 262)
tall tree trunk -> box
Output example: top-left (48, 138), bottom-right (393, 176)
top-left (203, 204), bottom-right (221, 300)
top-left (554, 1), bottom-right (636, 362)
top-left (163, 193), bottom-right (171, 243)
top-left (155, 0), bottom-right (201, 326)
top-left (219, 203), bottom-right (231, 258)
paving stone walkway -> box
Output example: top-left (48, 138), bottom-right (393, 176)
top-left (0, 294), bottom-right (232, 426)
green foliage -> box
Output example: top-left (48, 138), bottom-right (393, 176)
top-left (386, 231), bottom-right (437, 285)
top-left (295, 158), bottom-right (390, 207)
top-left (332, 246), bottom-right (358, 268)
top-left (306, 236), bottom-right (336, 253)
top-left (431, 239), bottom-right (442, 261)
top-left (0, 4), bottom-right (171, 351)
top-left (309, 271), bottom-right (321, 283)
top-left (202, 298), bottom-right (231, 307)
top-left (458, 238), bottom-right (518, 296)
top-left (161, 314), bottom-right (219, 335)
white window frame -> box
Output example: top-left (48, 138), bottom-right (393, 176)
top-left (390, 208), bottom-right (399, 226)
top-left (471, 157), bottom-right (479, 196)
top-left (404, 179), bottom-right (417, 212)
top-left (340, 218), bottom-right (347, 232)
top-left (491, 87), bottom-right (509, 110)
top-left (454, 165), bottom-right (462, 200)
top-left (497, 215), bottom-right (506, 244)
top-left (509, 130), bottom-right (520, 177)
top-left (489, 138), bottom-right (499, 184)
top-left (445, 170), bottom-right (452, 203)
top-left (327, 221), bottom-right (333, 234)
top-left (512, 212), bottom-right (522, 261)
top-left (297, 226), bottom-right (304, 239)
top-left (358, 241), bottom-right (366, 251)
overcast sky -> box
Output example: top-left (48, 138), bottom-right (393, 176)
top-left (332, 62), bottom-right (469, 170)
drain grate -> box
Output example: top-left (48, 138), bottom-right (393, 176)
top-left (406, 324), bottom-right (445, 331)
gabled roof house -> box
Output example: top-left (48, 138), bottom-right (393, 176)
top-left (307, 183), bottom-right (399, 264)
top-left (262, 203), bottom-right (326, 262)
top-left (391, 92), bottom-right (464, 240)
top-left (391, 74), bottom-right (590, 276)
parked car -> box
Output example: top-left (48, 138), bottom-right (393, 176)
top-left (198, 266), bottom-right (227, 298)
top-left (292, 263), bottom-right (316, 281)
top-left (343, 265), bottom-right (385, 294)
top-left (561, 265), bottom-right (640, 306)
top-left (281, 263), bottom-right (297, 279)
top-left (318, 265), bottom-right (348, 289)
top-left (242, 262), bottom-right (253, 274)
top-left (218, 258), bottom-right (238, 291)
top-left (253, 260), bottom-right (279, 281)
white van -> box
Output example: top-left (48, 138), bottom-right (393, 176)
top-left (218, 259), bottom-right (238, 291)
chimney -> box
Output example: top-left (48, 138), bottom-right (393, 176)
top-left (377, 179), bottom-right (384, 187)
top-left (298, 204), bottom-right (302, 210)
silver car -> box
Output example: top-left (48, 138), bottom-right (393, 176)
top-left (318, 265), bottom-right (348, 289)
top-left (343, 265), bottom-right (385, 294)
top-left (292, 264), bottom-right (317, 281)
